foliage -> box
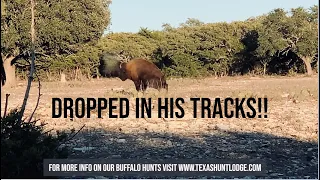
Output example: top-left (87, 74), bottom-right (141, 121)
top-left (152, 21), bottom-right (250, 77)
top-left (82, 6), bottom-right (319, 78)
top-left (256, 6), bottom-right (318, 75)
top-left (1, 109), bottom-right (69, 178)
top-left (2, 0), bottom-right (111, 80)
top-left (98, 31), bottom-right (160, 60)
top-left (3, 3), bottom-right (318, 79)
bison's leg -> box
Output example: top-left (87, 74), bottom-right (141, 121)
top-left (164, 82), bottom-right (168, 92)
top-left (154, 80), bottom-right (161, 92)
top-left (141, 80), bottom-right (148, 93)
top-left (159, 79), bottom-right (168, 92)
top-left (134, 80), bottom-right (147, 95)
top-left (134, 81), bottom-right (142, 91)
top-left (164, 84), bottom-right (168, 94)
top-left (149, 78), bottom-right (161, 92)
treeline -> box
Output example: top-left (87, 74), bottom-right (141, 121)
top-left (1, 1), bottom-right (318, 82)
top-left (97, 6), bottom-right (318, 78)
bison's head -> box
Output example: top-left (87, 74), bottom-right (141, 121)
top-left (119, 62), bottom-right (128, 81)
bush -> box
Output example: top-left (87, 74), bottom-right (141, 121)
top-left (1, 109), bottom-right (69, 179)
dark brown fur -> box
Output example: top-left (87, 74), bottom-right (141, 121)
top-left (118, 58), bottom-right (168, 92)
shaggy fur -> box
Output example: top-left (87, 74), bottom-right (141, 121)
top-left (119, 58), bottom-right (168, 92)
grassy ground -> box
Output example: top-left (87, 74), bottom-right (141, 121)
top-left (1, 75), bottom-right (318, 178)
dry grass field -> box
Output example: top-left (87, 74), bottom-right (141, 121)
top-left (1, 75), bottom-right (318, 178)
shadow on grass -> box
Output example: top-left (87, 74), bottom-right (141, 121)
top-left (61, 128), bottom-right (318, 179)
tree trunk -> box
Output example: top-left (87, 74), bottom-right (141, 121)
top-left (19, 0), bottom-right (36, 123)
top-left (263, 63), bottom-right (267, 75)
top-left (60, 72), bottom-right (66, 82)
top-left (301, 56), bottom-right (313, 76)
top-left (2, 56), bottom-right (16, 88)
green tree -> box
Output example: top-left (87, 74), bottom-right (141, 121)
top-left (154, 21), bottom-right (248, 77)
top-left (153, 26), bottom-right (203, 77)
top-left (161, 23), bottom-right (174, 32)
top-left (194, 21), bottom-right (248, 76)
top-left (232, 16), bottom-right (266, 75)
top-left (98, 31), bottom-right (159, 61)
top-left (1, 0), bottom-right (111, 86)
top-left (180, 18), bottom-right (204, 27)
top-left (256, 6), bottom-right (318, 75)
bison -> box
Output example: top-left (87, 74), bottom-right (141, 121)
top-left (118, 58), bottom-right (168, 92)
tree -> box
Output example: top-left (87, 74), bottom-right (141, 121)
top-left (162, 23), bottom-right (174, 32)
top-left (180, 18), bottom-right (204, 27)
top-left (256, 6), bottom-right (318, 75)
top-left (153, 26), bottom-right (203, 77)
top-left (1, 0), bottom-right (111, 86)
top-left (153, 21), bottom-right (248, 77)
top-left (98, 32), bottom-right (159, 61)
top-left (19, 0), bottom-right (36, 123)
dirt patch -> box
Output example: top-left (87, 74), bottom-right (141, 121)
top-left (1, 75), bottom-right (318, 178)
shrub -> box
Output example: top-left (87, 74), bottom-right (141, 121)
top-left (1, 109), bottom-right (69, 179)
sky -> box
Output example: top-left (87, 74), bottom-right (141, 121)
top-left (107, 0), bottom-right (318, 33)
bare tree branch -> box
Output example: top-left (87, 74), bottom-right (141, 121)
top-left (28, 71), bottom-right (42, 123)
top-left (19, 0), bottom-right (36, 123)
top-left (19, 59), bottom-right (42, 123)
top-left (55, 124), bottom-right (87, 151)
top-left (2, 94), bottom-right (10, 118)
